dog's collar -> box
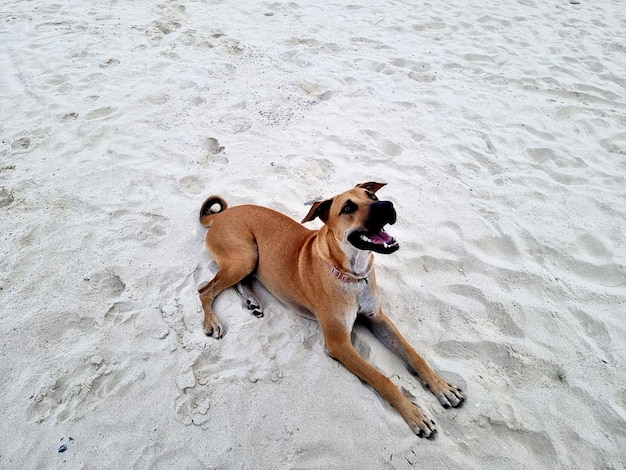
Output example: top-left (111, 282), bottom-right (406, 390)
top-left (326, 261), bottom-right (369, 284)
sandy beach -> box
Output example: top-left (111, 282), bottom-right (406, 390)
top-left (1, 0), bottom-right (625, 468)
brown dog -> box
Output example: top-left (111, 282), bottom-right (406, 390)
top-left (197, 182), bottom-right (464, 437)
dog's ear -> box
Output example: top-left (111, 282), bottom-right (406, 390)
top-left (301, 198), bottom-right (333, 224)
top-left (356, 181), bottom-right (387, 193)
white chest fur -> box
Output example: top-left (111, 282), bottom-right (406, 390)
top-left (356, 283), bottom-right (380, 316)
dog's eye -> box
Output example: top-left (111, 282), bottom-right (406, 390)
top-left (368, 192), bottom-right (378, 201)
top-left (340, 200), bottom-right (357, 215)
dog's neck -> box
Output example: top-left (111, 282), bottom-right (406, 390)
top-left (348, 249), bottom-right (373, 278)
top-left (325, 252), bottom-right (373, 283)
top-left (332, 241), bottom-right (374, 280)
top-left (316, 227), bottom-right (373, 280)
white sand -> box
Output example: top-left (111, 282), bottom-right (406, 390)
top-left (1, 0), bottom-right (625, 467)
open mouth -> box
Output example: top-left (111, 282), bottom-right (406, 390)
top-left (348, 227), bottom-right (399, 254)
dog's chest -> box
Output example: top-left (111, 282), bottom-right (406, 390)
top-left (356, 285), bottom-right (379, 316)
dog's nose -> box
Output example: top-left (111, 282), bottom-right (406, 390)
top-left (370, 201), bottom-right (396, 225)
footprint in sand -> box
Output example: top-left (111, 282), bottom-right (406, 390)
top-left (99, 58), bottom-right (120, 68)
top-left (12, 137), bottom-right (30, 150)
top-left (360, 129), bottom-right (402, 157)
top-left (299, 80), bottom-right (333, 101)
top-left (438, 339), bottom-right (562, 388)
top-left (143, 92), bottom-right (170, 105)
top-left (0, 188), bottom-right (15, 208)
top-left (85, 269), bottom-right (126, 298)
top-left (204, 137), bottom-right (224, 155)
top-left (575, 233), bottom-right (612, 261)
top-left (104, 301), bottom-right (138, 327)
top-left (174, 347), bottom-right (223, 428)
top-left (178, 175), bottom-right (204, 195)
top-left (198, 137), bottom-right (227, 165)
top-left (84, 106), bottom-right (116, 120)
top-left (27, 354), bottom-right (144, 424)
top-left (569, 306), bottom-right (612, 353)
top-left (109, 210), bottom-right (169, 244)
top-left (447, 284), bottom-right (524, 337)
top-left (526, 147), bottom-right (555, 164)
top-left (143, 3), bottom-right (186, 43)
top-left (60, 112), bottom-right (79, 121)
top-left (599, 133), bottom-right (626, 155)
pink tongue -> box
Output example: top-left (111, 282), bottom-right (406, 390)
top-left (370, 230), bottom-right (392, 244)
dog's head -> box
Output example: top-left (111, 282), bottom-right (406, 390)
top-left (301, 182), bottom-right (399, 254)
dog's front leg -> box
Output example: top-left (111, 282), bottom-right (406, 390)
top-left (320, 316), bottom-right (437, 438)
top-left (362, 310), bottom-right (465, 409)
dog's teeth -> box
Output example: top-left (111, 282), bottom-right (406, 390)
top-left (361, 235), bottom-right (369, 242)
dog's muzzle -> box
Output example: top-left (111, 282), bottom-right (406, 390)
top-left (347, 201), bottom-right (400, 254)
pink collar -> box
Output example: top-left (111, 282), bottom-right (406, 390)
top-left (326, 261), bottom-right (369, 283)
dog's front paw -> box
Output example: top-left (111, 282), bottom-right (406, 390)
top-left (204, 319), bottom-right (224, 339)
top-left (429, 379), bottom-right (465, 409)
top-left (402, 403), bottom-right (437, 439)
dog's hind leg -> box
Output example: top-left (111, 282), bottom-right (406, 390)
top-left (198, 254), bottom-right (257, 338)
top-left (235, 275), bottom-right (264, 318)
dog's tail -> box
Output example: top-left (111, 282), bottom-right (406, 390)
top-left (199, 196), bottom-right (228, 227)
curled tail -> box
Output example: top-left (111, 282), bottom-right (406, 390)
top-left (199, 196), bottom-right (228, 227)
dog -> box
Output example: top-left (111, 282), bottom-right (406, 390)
top-left (197, 182), bottom-right (464, 437)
